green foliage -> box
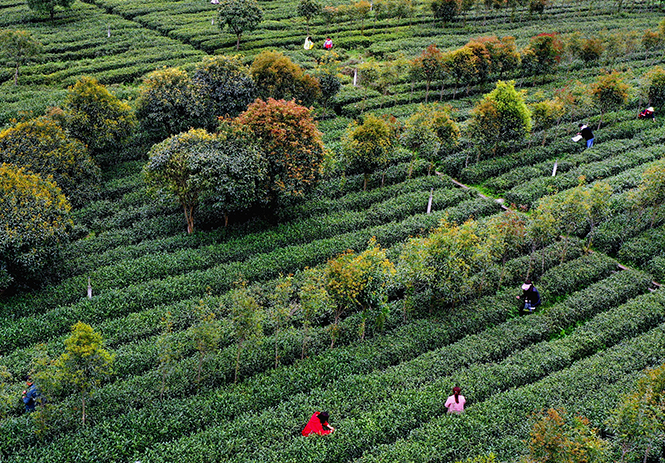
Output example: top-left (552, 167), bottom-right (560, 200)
top-left (411, 44), bottom-right (445, 103)
top-left (217, 0), bottom-right (263, 50)
top-left (430, 0), bottom-right (460, 23)
top-left (143, 128), bottom-right (267, 233)
top-left (524, 33), bottom-right (563, 77)
top-left (468, 80), bottom-right (532, 157)
top-left (63, 76), bottom-right (137, 165)
top-left (343, 113), bottom-right (395, 190)
top-left (135, 67), bottom-right (201, 145)
top-left (628, 158), bottom-right (665, 227)
top-left (607, 364), bottom-right (665, 463)
top-left (54, 321), bottom-right (115, 426)
top-left (297, 0), bottom-right (322, 32)
top-left (0, 164), bottom-right (72, 293)
top-left (401, 103), bottom-right (459, 174)
top-left (192, 55), bottom-right (255, 130)
top-left (0, 117), bottom-right (100, 208)
top-left (643, 66), bottom-right (665, 109)
top-left (0, 30), bottom-right (43, 86)
top-left (249, 50), bottom-right (321, 106)
top-left (26, 0), bottom-right (74, 20)
top-left (228, 280), bottom-right (264, 383)
top-left (190, 300), bottom-right (221, 386)
top-left (325, 237), bottom-right (396, 343)
top-left (591, 71), bottom-right (630, 127)
top-left (527, 408), bottom-right (607, 463)
top-left (234, 98), bottom-right (324, 207)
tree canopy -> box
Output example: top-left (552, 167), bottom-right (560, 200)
top-left (0, 163), bottom-right (71, 294)
top-left (63, 76), bottom-right (137, 164)
top-left (0, 117), bottom-right (100, 208)
top-left (217, 0), bottom-right (263, 51)
top-left (0, 30), bottom-right (42, 85)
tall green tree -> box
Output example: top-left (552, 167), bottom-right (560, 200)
top-left (591, 70), bottom-right (629, 130)
top-left (234, 98), bottom-right (324, 207)
top-left (430, 0), bottom-right (460, 24)
top-left (63, 76), bottom-right (137, 164)
top-left (643, 66), bottom-right (665, 110)
top-left (55, 322), bottom-right (115, 427)
top-left (528, 408), bottom-right (607, 463)
top-left (249, 51), bottom-right (320, 106)
top-left (0, 164), bottom-right (71, 294)
top-left (297, 0), bottom-right (322, 34)
top-left (468, 80), bottom-right (532, 158)
top-left (0, 30), bottom-right (42, 85)
top-left (135, 67), bottom-right (201, 144)
top-left (530, 98), bottom-right (565, 145)
top-left (144, 128), bottom-right (266, 233)
top-left (522, 33), bottom-right (562, 80)
top-left (27, 0), bottom-right (74, 20)
top-left (190, 300), bottom-right (221, 388)
top-left (607, 364), bottom-right (665, 463)
top-left (325, 238), bottom-right (395, 345)
top-left (229, 280), bottom-right (263, 383)
top-left (298, 267), bottom-right (331, 359)
top-left (0, 117), bottom-right (100, 208)
top-left (412, 44), bottom-right (445, 103)
top-left (628, 159), bottom-right (665, 227)
top-left (218, 0), bottom-right (263, 51)
top-left (343, 113), bottom-right (395, 190)
top-left (192, 55), bottom-right (255, 131)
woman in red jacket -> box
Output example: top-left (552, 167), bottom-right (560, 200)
top-left (302, 411), bottom-right (335, 436)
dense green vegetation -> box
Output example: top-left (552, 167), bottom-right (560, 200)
top-left (2, 0), bottom-right (665, 461)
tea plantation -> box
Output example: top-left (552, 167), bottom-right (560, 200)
top-left (1, 0), bottom-right (665, 461)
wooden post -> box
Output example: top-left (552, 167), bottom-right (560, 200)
top-left (87, 277), bottom-right (92, 299)
top-left (426, 188), bottom-right (433, 214)
top-left (552, 160), bottom-right (558, 177)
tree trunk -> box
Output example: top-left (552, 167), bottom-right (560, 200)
top-left (363, 173), bottom-right (368, 191)
top-left (234, 339), bottom-right (244, 384)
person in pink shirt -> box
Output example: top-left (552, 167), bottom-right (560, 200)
top-left (444, 386), bottom-right (466, 414)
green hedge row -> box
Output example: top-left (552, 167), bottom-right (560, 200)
top-left (233, 284), bottom-right (665, 463)
top-left (2, 242), bottom-right (608, 459)
top-left (9, 183), bottom-right (469, 316)
top-left (504, 144), bottom-right (665, 208)
top-left (357, 321), bottom-right (665, 463)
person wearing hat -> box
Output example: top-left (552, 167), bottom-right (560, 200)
top-left (302, 411), bottom-right (335, 436)
top-left (444, 386), bottom-right (466, 414)
top-left (639, 107), bottom-right (656, 121)
top-left (577, 123), bottom-right (594, 148)
top-left (22, 376), bottom-right (42, 413)
top-left (517, 279), bottom-right (541, 313)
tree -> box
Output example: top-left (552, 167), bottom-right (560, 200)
top-left (412, 44), bottom-right (445, 103)
top-left (528, 408), bottom-right (607, 463)
top-left (144, 128), bottom-right (267, 233)
top-left (192, 55), bottom-right (255, 131)
top-left (135, 67), bottom-right (201, 144)
top-left (401, 103), bottom-right (459, 174)
top-left (578, 37), bottom-right (604, 63)
top-left (268, 275), bottom-right (296, 367)
top-left (398, 218), bottom-right (497, 312)
top-left (0, 30), bottom-right (42, 85)
top-left (444, 46), bottom-right (478, 98)
top-left (591, 70), bottom-right (629, 130)
top-left (343, 113), bottom-right (395, 190)
top-left (233, 98), bottom-right (324, 207)
top-left (643, 66), bottom-right (665, 110)
top-left (249, 50), bottom-right (321, 106)
top-left (607, 364), bottom-right (665, 463)
top-left (468, 80), bottom-right (532, 158)
top-left (530, 98), bottom-right (565, 145)
top-left (325, 238), bottom-right (395, 345)
top-left (190, 300), bottom-right (221, 388)
top-left (472, 36), bottom-right (520, 80)
top-left (351, 0), bottom-right (372, 33)
top-left (156, 312), bottom-right (182, 400)
top-left (229, 280), bottom-right (263, 383)
top-left (63, 76), bottom-right (137, 164)
top-left (218, 0), bottom-right (263, 51)
top-left (484, 210), bottom-right (528, 288)
top-left (27, 0), bottom-right (74, 20)
top-left (0, 164), bottom-right (71, 294)
top-left (0, 117), bottom-right (100, 208)
top-left (298, 267), bottom-right (331, 359)
top-left (628, 159), bottom-right (665, 227)
top-left (297, 0), bottom-right (322, 34)
top-left (55, 322), bottom-right (115, 426)
top-left (430, 0), bottom-right (460, 24)
top-left (523, 33), bottom-right (563, 79)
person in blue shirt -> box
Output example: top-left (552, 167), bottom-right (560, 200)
top-left (22, 377), bottom-right (41, 413)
